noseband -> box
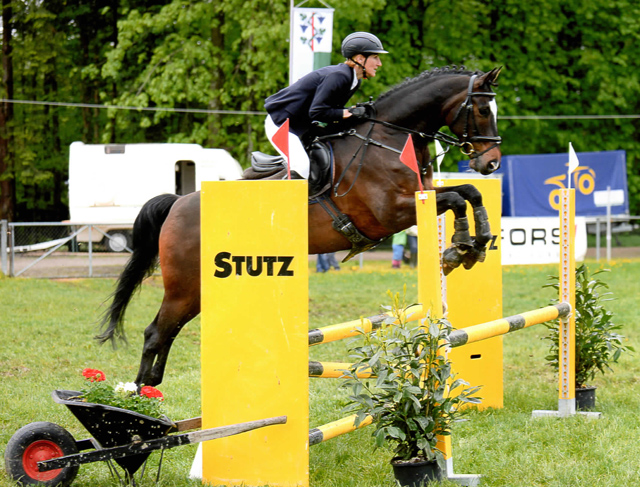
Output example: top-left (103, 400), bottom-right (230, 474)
top-left (450, 74), bottom-right (502, 159)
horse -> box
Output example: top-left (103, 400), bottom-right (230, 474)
top-left (97, 66), bottom-right (503, 387)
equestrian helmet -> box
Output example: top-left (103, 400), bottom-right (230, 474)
top-left (341, 32), bottom-right (388, 58)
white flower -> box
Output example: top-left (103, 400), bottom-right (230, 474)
top-left (115, 382), bottom-right (138, 394)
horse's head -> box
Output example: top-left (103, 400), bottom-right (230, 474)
top-left (445, 67), bottom-right (503, 175)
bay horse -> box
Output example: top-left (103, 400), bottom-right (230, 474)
top-left (98, 66), bottom-right (503, 387)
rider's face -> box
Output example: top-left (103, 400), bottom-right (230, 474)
top-left (354, 54), bottom-right (382, 79)
top-left (364, 55), bottom-right (382, 78)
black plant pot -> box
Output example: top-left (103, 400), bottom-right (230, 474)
top-left (576, 386), bottom-right (597, 411)
top-left (392, 457), bottom-right (443, 487)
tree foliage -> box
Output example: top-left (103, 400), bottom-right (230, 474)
top-left (0, 0), bottom-right (639, 220)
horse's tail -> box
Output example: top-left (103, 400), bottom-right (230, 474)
top-left (96, 193), bottom-right (180, 346)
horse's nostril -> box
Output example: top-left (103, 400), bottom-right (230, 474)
top-left (488, 160), bottom-right (500, 172)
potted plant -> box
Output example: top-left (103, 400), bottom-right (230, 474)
top-left (543, 264), bottom-right (633, 410)
top-left (341, 291), bottom-right (481, 486)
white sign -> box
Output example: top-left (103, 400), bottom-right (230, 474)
top-left (290, 8), bottom-right (334, 84)
top-left (593, 189), bottom-right (625, 207)
top-left (501, 217), bottom-right (587, 265)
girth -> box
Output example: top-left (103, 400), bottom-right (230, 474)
top-left (313, 193), bottom-right (387, 262)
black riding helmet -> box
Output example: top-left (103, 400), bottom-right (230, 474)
top-left (341, 32), bottom-right (388, 58)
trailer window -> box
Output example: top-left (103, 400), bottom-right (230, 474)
top-left (175, 161), bottom-right (196, 195)
top-left (104, 145), bottom-right (125, 154)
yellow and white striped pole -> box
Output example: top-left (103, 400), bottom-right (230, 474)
top-left (447, 304), bottom-right (571, 348)
top-left (309, 414), bottom-right (373, 446)
top-left (307, 304), bottom-right (425, 346)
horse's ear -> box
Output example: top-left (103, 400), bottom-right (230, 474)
top-left (476, 67), bottom-right (502, 89)
top-left (486, 66), bottom-right (502, 86)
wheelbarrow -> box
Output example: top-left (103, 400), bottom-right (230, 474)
top-left (4, 390), bottom-right (286, 486)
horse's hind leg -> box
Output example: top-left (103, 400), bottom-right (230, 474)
top-left (134, 189), bottom-right (203, 387)
top-left (135, 293), bottom-right (200, 387)
top-left (135, 194), bottom-right (202, 387)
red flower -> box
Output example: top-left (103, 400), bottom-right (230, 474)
top-left (140, 386), bottom-right (164, 401)
top-left (82, 368), bottom-right (106, 382)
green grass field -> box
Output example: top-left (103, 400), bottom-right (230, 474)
top-left (1, 258), bottom-right (639, 486)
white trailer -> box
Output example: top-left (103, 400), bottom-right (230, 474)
top-left (67, 142), bottom-right (243, 251)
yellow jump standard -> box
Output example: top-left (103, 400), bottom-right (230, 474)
top-left (201, 181), bottom-right (309, 486)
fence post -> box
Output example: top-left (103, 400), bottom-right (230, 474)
top-left (1, 220), bottom-right (7, 276)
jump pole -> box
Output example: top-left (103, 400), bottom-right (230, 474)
top-left (200, 180), bottom-right (309, 486)
top-left (532, 188), bottom-right (602, 419)
top-left (415, 190), bottom-right (481, 486)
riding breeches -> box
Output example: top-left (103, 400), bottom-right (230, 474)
top-left (265, 115), bottom-right (310, 179)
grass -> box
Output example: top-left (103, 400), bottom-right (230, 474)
top-left (587, 229), bottom-right (640, 248)
top-left (1, 258), bottom-right (639, 486)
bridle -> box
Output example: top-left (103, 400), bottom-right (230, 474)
top-left (449, 74), bottom-right (502, 158)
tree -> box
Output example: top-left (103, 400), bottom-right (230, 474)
top-left (0, 0), bottom-right (14, 221)
top-left (101, 0), bottom-right (290, 164)
top-left (1, 0), bottom-right (639, 219)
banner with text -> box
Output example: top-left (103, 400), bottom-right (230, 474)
top-left (501, 216), bottom-right (587, 265)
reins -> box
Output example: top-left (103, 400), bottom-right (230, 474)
top-left (315, 121), bottom-right (463, 196)
top-left (314, 74), bottom-right (502, 197)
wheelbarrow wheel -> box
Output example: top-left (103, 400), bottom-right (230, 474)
top-left (4, 422), bottom-right (79, 487)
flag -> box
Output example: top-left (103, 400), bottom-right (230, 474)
top-left (400, 135), bottom-right (424, 191)
top-left (567, 142), bottom-right (579, 189)
top-left (290, 8), bottom-right (334, 84)
top-left (435, 140), bottom-right (445, 168)
top-left (271, 119), bottom-right (291, 179)
top-left (434, 140), bottom-right (445, 186)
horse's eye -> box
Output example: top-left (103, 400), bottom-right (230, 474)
top-left (479, 107), bottom-right (491, 117)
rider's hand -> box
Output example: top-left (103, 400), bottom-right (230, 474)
top-left (348, 106), bottom-right (368, 119)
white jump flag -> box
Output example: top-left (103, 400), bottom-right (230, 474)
top-left (435, 139), bottom-right (445, 186)
top-left (567, 142), bottom-right (579, 189)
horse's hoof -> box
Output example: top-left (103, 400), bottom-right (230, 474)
top-left (462, 258), bottom-right (478, 270)
top-left (442, 246), bottom-right (465, 273)
top-left (461, 245), bottom-right (487, 270)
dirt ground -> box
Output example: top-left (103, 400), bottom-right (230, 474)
top-left (8, 246), bottom-right (640, 278)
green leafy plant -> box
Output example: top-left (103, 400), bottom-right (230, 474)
top-left (77, 368), bottom-right (166, 419)
top-left (340, 290), bottom-right (481, 468)
top-left (543, 264), bottom-right (633, 388)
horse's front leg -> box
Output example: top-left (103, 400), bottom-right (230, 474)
top-left (435, 190), bottom-right (474, 275)
top-left (438, 184), bottom-right (493, 271)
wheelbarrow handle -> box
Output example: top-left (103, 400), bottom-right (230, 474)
top-left (39, 415), bottom-right (288, 471)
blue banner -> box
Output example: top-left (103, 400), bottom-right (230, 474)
top-left (459, 150), bottom-right (629, 217)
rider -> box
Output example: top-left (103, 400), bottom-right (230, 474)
top-left (264, 32), bottom-right (388, 179)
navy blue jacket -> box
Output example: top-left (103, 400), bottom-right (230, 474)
top-left (265, 64), bottom-right (361, 137)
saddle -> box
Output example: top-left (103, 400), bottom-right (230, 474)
top-left (249, 141), bottom-right (333, 199)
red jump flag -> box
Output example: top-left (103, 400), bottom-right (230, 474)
top-left (271, 118), bottom-right (291, 179)
top-left (399, 134), bottom-right (424, 192)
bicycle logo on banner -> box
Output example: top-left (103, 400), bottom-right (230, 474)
top-left (544, 164), bottom-right (595, 211)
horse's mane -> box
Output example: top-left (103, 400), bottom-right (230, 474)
top-left (375, 65), bottom-right (483, 104)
